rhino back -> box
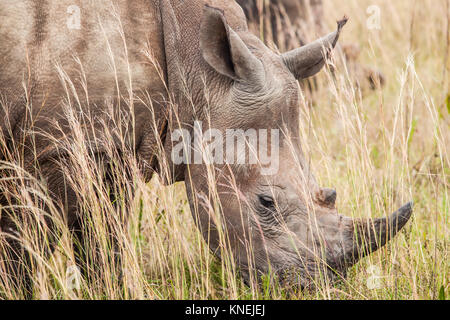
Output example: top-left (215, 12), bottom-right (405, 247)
top-left (0, 0), bottom-right (167, 160)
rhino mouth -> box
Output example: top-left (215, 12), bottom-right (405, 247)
top-left (269, 259), bottom-right (346, 291)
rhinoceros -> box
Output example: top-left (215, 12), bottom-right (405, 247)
top-left (236, 0), bottom-right (385, 92)
top-left (0, 0), bottom-right (411, 293)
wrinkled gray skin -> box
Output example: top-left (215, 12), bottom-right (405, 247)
top-left (0, 0), bottom-right (411, 291)
top-left (236, 0), bottom-right (385, 92)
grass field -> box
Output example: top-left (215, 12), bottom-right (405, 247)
top-left (0, 0), bottom-right (448, 299)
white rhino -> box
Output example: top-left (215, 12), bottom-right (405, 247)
top-left (0, 0), bottom-right (411, 294)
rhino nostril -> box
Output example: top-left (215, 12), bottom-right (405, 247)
top-left (319, 188), bottom-right (337, 207)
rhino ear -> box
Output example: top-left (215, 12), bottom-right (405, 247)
top-left (200, 5), bottom-right (264, 83)
top-left (282, 17), bottom-right (348, 80)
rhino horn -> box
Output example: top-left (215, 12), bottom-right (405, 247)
top-left (338, 202), bottom-right (413, 267)
top-left (282, 16), bottom-right (348, 80)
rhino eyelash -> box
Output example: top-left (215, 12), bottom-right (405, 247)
top-left (256, 195), bottom-right (280, 224)
top-left (258, 194), bottom-right (275, 209)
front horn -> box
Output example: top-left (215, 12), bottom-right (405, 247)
top-left (341, 202), bottom-right (413, 267)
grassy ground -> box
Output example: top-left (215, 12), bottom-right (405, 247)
top-left (0, 0), bottom-right (448, 299)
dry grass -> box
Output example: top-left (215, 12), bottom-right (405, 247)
top-left (0, 0), bottom-right (448, 299)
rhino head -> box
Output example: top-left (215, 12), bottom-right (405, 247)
top-left (165, 4), bottom-right (412, 288)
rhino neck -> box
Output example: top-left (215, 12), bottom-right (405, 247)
top-left (159, 0), bottom-right (249, 182)
top-left (160, 0), bottom-right (248, 115)
top-left (160, 0), bottom-right (202, 96)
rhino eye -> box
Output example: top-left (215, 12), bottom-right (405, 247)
top-left (258, 195), bottom-right (274, 209)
